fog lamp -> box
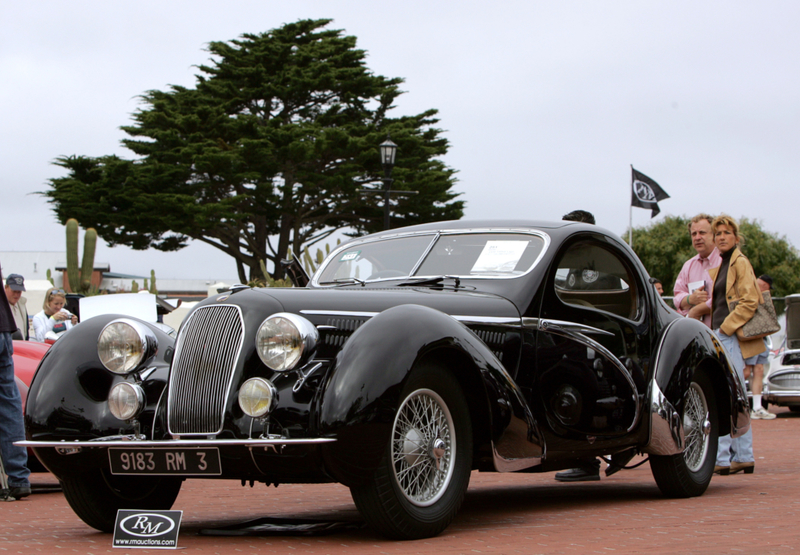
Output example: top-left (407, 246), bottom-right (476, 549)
top-left (238, 378), bottom-right (278, 418)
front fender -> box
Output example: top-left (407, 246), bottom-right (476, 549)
top-left (25, 314), bottom-right (173, 478)
top-left (645, 317), bottom-right (750, 456)
top-left (318, 304), bottom-right (543, 487)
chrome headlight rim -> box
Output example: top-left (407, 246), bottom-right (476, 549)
top-left (255, 312), bottom-right (319, 372)
top-left (238, 377), bottom-right (278, 418)
top-left (97, 318), bottom-right (159, 375)
top-left (108, 382), bottom-right (145, 421)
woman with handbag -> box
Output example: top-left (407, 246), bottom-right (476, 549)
top-left (707, 214), bottom-right (766, 475)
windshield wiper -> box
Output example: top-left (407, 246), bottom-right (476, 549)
top-left (319, 277), bottom-right (366, 287)
top-left (398, 275), bottom-right (461, 288)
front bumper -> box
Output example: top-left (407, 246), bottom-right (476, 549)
top-left (16, 436), bottom-right (336, 452)
top-left (762, 391), bottom-right (800, 406)
top-left (16, 436), bottom-right (337, 481)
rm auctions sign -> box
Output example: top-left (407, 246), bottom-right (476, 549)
top-left (113, 510), bottom-right (183, 549)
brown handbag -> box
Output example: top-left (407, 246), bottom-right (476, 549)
top-left (729, 290), bottom-right (780, 340)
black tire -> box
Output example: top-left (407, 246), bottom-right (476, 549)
top-left (350, 364), bottom-right (473, 540)
top-left (650, 370), bottom-right (718, 498)
top-left (61, 470), bottom-right (182, 532)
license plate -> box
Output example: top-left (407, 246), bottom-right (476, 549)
top-left (109, 447), bottom-right (221, 475)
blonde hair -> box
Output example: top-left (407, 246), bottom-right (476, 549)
top-left (43, 287), bottom-right (67, 310)
top-left (711, 214), bottom-right (744, 246)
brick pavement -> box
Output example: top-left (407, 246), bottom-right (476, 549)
top-left (2, 409), bottom-right (799, 554)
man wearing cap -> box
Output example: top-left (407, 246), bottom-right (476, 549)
top-left (4, 274), bottom-right (29, 341)
top-left (0, 265), bottom-right (32, 499)
top-left (746, 275), bottom-right (777, 419)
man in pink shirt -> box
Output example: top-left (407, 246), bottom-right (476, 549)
top-left (672, 213), bottom-right (721, 328)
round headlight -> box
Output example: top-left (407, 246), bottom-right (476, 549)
top-left (108, 382), bottom-right (145, 421)
top-left (98, 319), bottom-right (158, 374)
top-left (238, 378), bottom-right (278, 418)
top-left (255, 313), bottom-right (318, 371)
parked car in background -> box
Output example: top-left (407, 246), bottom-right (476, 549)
top-left (13, 339), bottom-right (51, 470)
top-left (21, 219), bottom-right (750, 540)
top-left (763, 293), bottom-right (800, 412)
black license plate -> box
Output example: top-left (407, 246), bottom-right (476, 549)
top-left (109, 447), bottom-right (221, 475)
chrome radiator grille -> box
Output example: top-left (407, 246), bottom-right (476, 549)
top-left (168, 305), bottom-right (244, 435)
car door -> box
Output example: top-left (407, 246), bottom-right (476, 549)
top-left (535, 235), bottom-right (649, 448)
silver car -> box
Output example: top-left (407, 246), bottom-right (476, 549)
top-left (763, 294), bottom-right (800, 412)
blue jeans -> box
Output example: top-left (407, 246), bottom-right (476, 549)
top-left (0, 332), bottom-right (30, 487)
top-left (714, 329), bottom-right (754, 464)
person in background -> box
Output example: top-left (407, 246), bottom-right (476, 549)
top-left (32, 288), bottom-right (78, 342)
top-left (562, 210), bottom-right (595, 225)
top-left (0, 265), bottom-right (31, 499)
top-left (745, 275), bottom-right (777, 420)
top-left (4, 274), bottom-right (28, 340)
top-left (673, 214), bottom-right (721, 327)
top-left (707, 214), bottom-right (764, 475)
top-left (652, 279), bottom-right (664, 295)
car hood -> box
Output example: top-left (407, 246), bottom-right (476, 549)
top-left (205, 286), bottom-right (522, 323)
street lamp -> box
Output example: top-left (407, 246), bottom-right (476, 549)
top-left (379, 137), bottom-right (397, 230)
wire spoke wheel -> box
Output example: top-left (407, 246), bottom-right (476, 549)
top-left (650, 370), bottom-right (717, 498)
top-left (350, 365), bottom-right (472, 540)
top-left (391, 388), bottom-right (455, 506)
top-left (682, 382), bottom-right (710, 472)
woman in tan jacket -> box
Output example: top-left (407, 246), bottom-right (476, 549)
top-left (707, 214), bottom-right (765, 475)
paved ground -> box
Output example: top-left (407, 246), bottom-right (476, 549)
top-left (3, 408), bottom-right (799, 554)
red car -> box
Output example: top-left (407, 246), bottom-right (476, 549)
top-left (13, 339), bottom-right (51, 470)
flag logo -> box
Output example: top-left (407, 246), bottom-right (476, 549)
top-left (633, 180), bottom-right (657, 203)
top-left (631, 168), bottom-right (670, 218)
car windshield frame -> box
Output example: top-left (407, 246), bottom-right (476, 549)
top-left (312, 228), bottom-right (551, 287)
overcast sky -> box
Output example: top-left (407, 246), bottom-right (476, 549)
top-left (2, 1), bottom-right (798, 281)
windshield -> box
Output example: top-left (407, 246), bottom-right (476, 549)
top-left (315, 231), bottom-right (547, 284)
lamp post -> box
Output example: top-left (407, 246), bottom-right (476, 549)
top-left (379, 137), bottom-right (397, 230)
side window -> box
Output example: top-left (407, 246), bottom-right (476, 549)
top-left (554, 241), bottom-right (639, 319)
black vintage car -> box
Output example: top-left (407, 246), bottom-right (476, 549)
top-left (21, 220), bottom-right (750, 540)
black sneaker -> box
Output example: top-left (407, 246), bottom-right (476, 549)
top-left (9, 486), bottom-right (31, 499)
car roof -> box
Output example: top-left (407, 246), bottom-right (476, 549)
top-left (360, 219), bottom-right (617, 244)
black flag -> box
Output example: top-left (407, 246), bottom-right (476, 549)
top-left (631, 167), bottom-right (670, 218)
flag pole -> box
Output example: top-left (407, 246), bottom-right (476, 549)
top-left (629, 165), bottom-right (633, 247)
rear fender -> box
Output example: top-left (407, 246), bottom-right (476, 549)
top-left (318, 304), bottom-right (543, 487)
top-left (645, 318), bottom-right (749, 456)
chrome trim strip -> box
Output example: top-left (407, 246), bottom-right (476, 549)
top-left (536, 318), bottom-right (640, 432)
top-left (302, 311), bottom-right (524, 328)
top-left (642, 381), bottom-right (684, 456)
top-left (301, 310), bottom-right (379, 318)
top-left (527, 318), bottom-right (615, 336)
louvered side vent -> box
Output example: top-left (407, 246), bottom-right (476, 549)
top-left (168, 305), bottom-right (244, 435)
top-left (474, 329), bottom-right (505, 361)
top-left (323, 317), bottom-right (367, 348)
